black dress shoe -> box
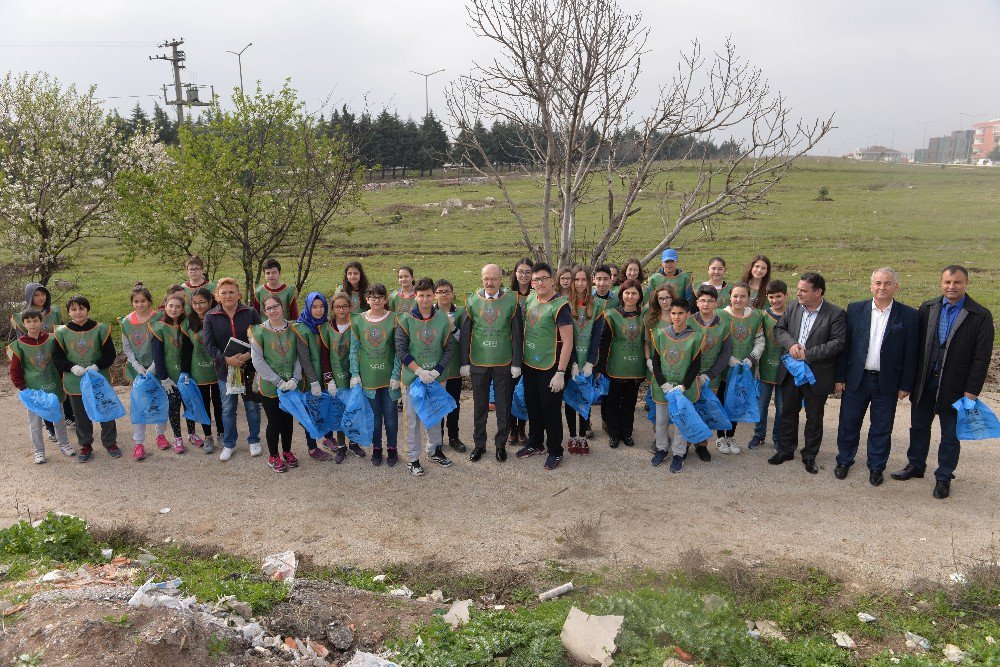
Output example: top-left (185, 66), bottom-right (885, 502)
top-left (890, 464), bottom-right (925, 481)
top-left (803, 459), bottom-right (818, 474)
top-left (449, 438), bottom-right (468, 453)
top-left (933, 479), bottom-right (950, 499)
top-left (609, 438), bottom-right (620, 449)
top-left (870, 470), bottom-right (884, 487)
top-left (695, 445), bottom-right (712, 462)
top-left (495, 445), bottom-right (508, 462)
top-left (768, 451), bottom-right (793, 465)
top-left (834, 464), bottom-right (850, 480)
top-left (469, 445), bottom-right (486, 462)
top-left (623, 437), bottom-right (635, 448)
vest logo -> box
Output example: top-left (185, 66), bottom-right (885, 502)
top-left (32, 349), bottom-right (50, 370)
top-left (336, 341), bottom-right (349, 358)
top-left (526, 304), bottom-right (544, 326)
top-left (131, 328), bottom-right (148, 347)
top-left (624, 321), bottom-right (641, 341)
top-left (734, 321), bottom-right (749, 341)
top-left (666, 346), bottom-right (684, 367)
top-left (418, 324), bottom-right (436, 348)
top-left (366, 327), bottom-right (384, 347)
top-left (72, 336), bottom-right (93, 358)
top-left (480, 302), bottom-right (500, 325)
top-left (271, 333), bottom-right (292, 357)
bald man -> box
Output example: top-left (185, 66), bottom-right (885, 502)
top-left (460, 264), bottom-right (524, 462)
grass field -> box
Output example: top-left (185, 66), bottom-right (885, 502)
top-left (28, 157), bottom-right (1000, 338)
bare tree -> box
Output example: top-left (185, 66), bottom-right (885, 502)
top-left (447, 0), bottom-right (833, 269)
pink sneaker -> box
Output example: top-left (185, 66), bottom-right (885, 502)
top-left (309, 448), bottom-right (332, 461)
top-left (172, 437), bottom-right (187, 454)
top-left (188, 433), bottom-right (204, 447)
top-left (156, 435), bottom-right (171, 450)
top-left (320, 436), bottom-right (337, 453)
top-left (133, 443), bottom-right (146, 461)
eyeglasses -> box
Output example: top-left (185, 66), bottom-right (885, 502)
top-left (264, 304), bottom-right (283, 312)
top-left (333, 304), bottom-right (352, 309)
top-left (435, 290), bottom-right (453, 295)
top-left (191, 300), bottom-right (209, 307)
top-left (367, 295), bottom-right (386, 301)
top-left (530, 276), bottom-right (552, 284)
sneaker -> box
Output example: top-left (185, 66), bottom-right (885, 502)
top-left (623, 436), bottom-right (635, 448)
top-left (448, 437), bottom-right (467, 453)
top-left (507, 430), bottom-right (519, 446)
top-left (515, 445), bottom-right (544, 458)
top-left (396, 398), bottom-right (404, 412)
top-left (133, 443), bottom-right (146, 461)
top-left (282, 451), bottom-right (299, 468)
top-left (609, 437), bottom-right (620, 449)
top-left (348, 442), bottom-right (367, 458)
top-left (429, 447), bottom-right (453, 467)
top-left (156, 435), bottom-right (171, 450)
top-left (746, 435), bottom-right (763, 450)
top-left (309, 448), bottom-right (332, 461)
top-left (371, 449), bottom-right (383, 466)
top-left (172, 438), bottom-right (187, 454)
top-left (407, 460), bottom-right (425, 476)
top-left (716, 438), bottom-right (731, 454)
top-left (321, 436), bottom-right (338, 453)
top-left (543, 455), bottom-right (562, 471)
top-left (248, 442), bottom-right (263, 457)
top-left (219, 447), bottom-right (234, 462)
top-left (77, 446), bottom-right (93, 463)
top-left (670, 455), bottom-right (684, 473)
top-left (34, 452), bottom-right (46, 464)
top-left (489, 402), bottom-right (496, 412)
top-left (106, 444), bottom-right (123, 458)
top-left (65, 419), bottom-right (75, 428)
top-left (334, 447), bottom-right (347, 464)
top-left (203, 435), bottom-right (215, 454)
top-left (567, 438), bottom-right (579, 455)
top-left (651, 450), bottom-right (668, 467)
top-left (727, 437), bottom-right (741, 455)
top-left (517, 430), bottom-right (527, 444)
top-left (188, 433), bottom-right (204, 447)
top-left (696, 445), bottom-right (712, 462)
top-left (386, 449), bottom-right (399, 467)
top-left (46, 431), bottom-right (58, 443)
top-left (59, 443), bottom-right (76, 457)
top-left (268, 455), bottom-right (288, 473)
top-left (580, 441), bottom-right (590, 456)
top-left (584, 428), bottom-right (596, 440)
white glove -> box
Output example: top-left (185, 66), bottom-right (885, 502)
top-left (180, 375), bottom-right (191, 385)
top-left (549, 371), bottom-right (565, 393)
top-left (390, 378), bottom-right (401, 391)
top-left (428, 369), bottom-right (441, 381)
top-left (162, 377), bottom-right (176, 391)
top-left (416, 368), bottom-right (435, 384)
top-left (350, 376), bottom-right (362, 388)
top-left (86, 364), bottom-right (99, 373)
top-left (510, 366), bottom-right (522, 379)
top-left (279, 379), bottom-right (298, 391)
top-left (728, 356), bottom-right (740, 367)
top-left (743, 358), bottom-right (753, 367)
top-left (670, 384), bottom-right (685, 393)
top-left (130, 360), bottom-right (146, 375)
top-left (310, 381), bottom-right (321, 397)
top-left (326, 381), bottom-right (338, 396)
top-left (582, 362), bottom-right (593, 377)
top-left (698, 374), bottom-right (711, 386)
top-left (460, 365), bottom-right (471, 378)
top-left (147, 362), bottom-right (156, 375)
top-left (71, 365), bottom-right (86, 377)
top-left (646, 358), bottom-right (654, 373)
top-left (660, 382), bottom-right (675, 393)
top-left (571, 363), bottom-right (579, 380)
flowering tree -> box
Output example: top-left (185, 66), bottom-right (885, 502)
top-left (0, 72), bottom-right (158, 284)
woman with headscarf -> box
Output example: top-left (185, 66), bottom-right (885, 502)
top-left (292, 291), bottom-right (334, 461)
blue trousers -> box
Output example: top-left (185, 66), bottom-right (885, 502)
top-left (835, 372), bottom-right (898, 471)
top-left (368, 387), bottom-right (398, 450)
top-left (218, 380), bottom-right (261, 450)
top-left (753, 381), bottom-right (782, 447)
top-left (906, 374), bottom-right (960, 481)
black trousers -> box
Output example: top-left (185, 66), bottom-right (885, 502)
top-left (440, 376), bottom-right (462, 440)
top-left (779, 374), bottom-right (828, 461)
top-left (605, 378), bottom-right (641, 439)
top-left (192, 383), bottom-right (223, 436)
top-left (564, 403), bottom-right (590, 438)
top-left (260, 395), bottom-right (294, 456)
top-left (715, 381), bottom-right (736, 438)
top-left (471, 366), bottom-right (513, 448)
top-left (523, 365), bottom-right (564, 456)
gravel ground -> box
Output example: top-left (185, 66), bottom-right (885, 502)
top-left (2, 384), bottom-right (997, 586)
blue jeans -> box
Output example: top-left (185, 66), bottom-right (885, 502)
top-left (368, 387), bottom-right (398, 450)
top-left (836, 372), bottom-right (898, 472)
top-left (754, 381), bottom-right (782, 447)
top-left (906, 374), bottom-right (960, 481)
top-left (219, 380), bottom-right (261, 450)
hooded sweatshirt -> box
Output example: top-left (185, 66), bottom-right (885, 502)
top-left (11, 283), bottom-right (61, 336)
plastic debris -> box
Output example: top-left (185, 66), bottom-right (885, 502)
top-left (128, 577), bottom-right (194, 611)
top-left (101, 548), bottom-right (114, 559)
top-left (857, 612), bottom-right (876, 623)
top-left (943, 644), bottom-right (966, 663)
top-left (539, 582), bottom-right (574, 601)
top-left (949, 572), bottom-right (967, 585)
top-left (372, 574), bottom-right (387, 582)
top-left (159, 507), bottom-right (171, 514)
top-left (905, 631), bottom-right (931, 650)
top-left (443, 600), bottom-right (472, 628)
top-left (753, 619), bottom-right (788, 642)
top-left (833, 631), bottom-right (856, 648)
top-left (560, 606), bottom-right (624, 666)
top-left (261, 550), bottom-right (297, 584)
top-left (343, 651), bottom-right (402, 667)
top-left (388, 585), bottom-right (414, 599)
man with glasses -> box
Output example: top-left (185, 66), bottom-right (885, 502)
top-left (769, 272), bottom-right (846, 474)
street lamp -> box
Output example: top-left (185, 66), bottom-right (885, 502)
top-left (917, 120), bottom-right (936, 148)
top-left (885, 127), bottom-right (900, 149)
top-left (226, 42), bottom-right (253, 95)
top-left (410, 68), bottom-right (444, 119)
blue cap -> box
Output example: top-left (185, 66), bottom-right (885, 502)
top-left (661, 248), bottom-right (679, 261)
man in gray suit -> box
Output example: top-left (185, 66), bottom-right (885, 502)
top-left (768, 272), bottom-right (847, 474)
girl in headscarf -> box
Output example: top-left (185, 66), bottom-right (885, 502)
top-left (292, 291), bottom-right (333, 461)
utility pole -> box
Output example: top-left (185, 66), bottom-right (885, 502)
top-left (409, 69), bottom-right (444, 118)
top-left (151, 38), bottom-right (186, 123)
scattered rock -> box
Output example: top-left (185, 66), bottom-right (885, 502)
top-left (388, 585), bottom-right (413, 599)
top-left (310, 640), bottom-right (329, 658)
top-left (987, 636), bottom-right (996, 644)
top-left (445, 197), bottom-right (463, 208)
top-left (943, 644), bottom-right (966, 663)
top-left (662, 660), bottom-right (688, 667)
top-left (343, 651), bottom-right (402, 667)
top-left (905, 631), bottom-right (931, 650)
top-left (326, 621), bottom-right (355, 650)
top-left (283, 636), bottom-right (298, 650)
top-left (753, 620), bottom-right (788, 642)
top-left (484, 196), bottom-right (497, 204)
top-left (440, 208), bottom-right (449, 217)
top-left (857, 612), bottom-right (876, 623)
top-left (229, 600), bottom-right (253, 619)
top-left (560, 606), bottom-right (624, 666)
top-left (949, 572), bottom-right (967, 585)
top-left (240, 622), bottom-right (264, 641)
top-left (0, 564), bottom-right (9, 579)
top-left (136, 554), bottom-right (157, 565)
top-left (443, 600), bottom-right (472, 629)
top-left (833, 631), bottom-right (856, 648)
top-left (39, 569), bottom-right (69, 583)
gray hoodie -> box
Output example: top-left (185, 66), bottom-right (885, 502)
top-left (24, 282), bottom-right (51, 313)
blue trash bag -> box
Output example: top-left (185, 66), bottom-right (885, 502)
top-left (593, 374), bottom-right (610, 405)
top-left (130, 372), bottom-right (169, 424)
top-left (511, 378), bottom-right (528, 421)
top-left (693, 379), bottom-right (733, 431)
top-left (342, 385), bottom-right (375, 446)
top-left (177, 373), bottom-right (211, 425)
top-left (564, 374), bottom-right (594, 420)
top-left (279, 389), bottom-right (338, 440)
top-left (409, 381), bottom-right (458, 428)
top-left (724, 364), bottom-right (761, 423)
top-left (489, 380), bottom-right (495, 404)
top-left (80, 369), bottom-right (126, 422)
top-left (328, 393), bottom-right (346, 433)
top-left (645, 386), bottom-right (657, 425)
top-left (18, 389), bottom-right (63, 423)
top-left (667, 389), bottom-right (713, 444)
top-left (781, 354), bottom-right (816, 386)
top-left (952, 397), bottom-right (1000, 441)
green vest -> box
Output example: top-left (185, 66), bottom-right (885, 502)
top-left (649, 270), bottom-right (693, 299)
top-left (120, 314), bottom-right (156, 380)
top-left (337, 286), bottom-right (365, 313)
top-left (604, 308), bottom-right (646, 379)
top-left (398, 309), bottom-right (450, 385)
top-left (593, 289), bottom-right (619, 311)
top-left (570, 299), bottom-right (605, 367)
top-left (150, 321), bottom-right (184, 382)
top-left (351, 313), bottom-right (396, 389)
top-left (759, 309), bottom-right (783, 384)
top-left (11, 305), bottom-right (62, 337)
top-left (650, 328), bottom-right (702, 404)
top-left (249, 324), bottom-right (299, 398)
top-left (442, 307), bottom-right (466, 379)
top-left (522, 293), bottom-right (569, 370)
top-left (728, 309), bottom-right (763, 361)
top-left (690, 311), bottom-right (731, 390)
top-left (7, 335), bottom-right (65, 401)
top-left (182, 280), bottom-right (216, 302)
top-left (256, 284), bottom-right (296, 319)
top-left (699, 282), bottom-right (733, 309)
top-left (54, 323), bottom-right (112, 395)
top-left (181, 321), bottom-right (217, 385)
top-left (389, 289), bottom-right (416, 314)
top-left (293, 323), bottom-right (323, 391)
top-left (466, 289), bottom-right (518, 367)
top-left (320, 322), bottom-right (352, 389)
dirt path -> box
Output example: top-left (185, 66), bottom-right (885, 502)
top-left (2, 384), bottom-right (997, 586)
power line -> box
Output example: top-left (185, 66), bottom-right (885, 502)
top-left (0, 41), bottom-right (156, 47)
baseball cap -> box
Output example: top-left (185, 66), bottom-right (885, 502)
top-left (661, 248), bottom-right (679, 262)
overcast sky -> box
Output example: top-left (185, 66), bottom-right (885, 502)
top-left (2, 0), bottom-right (998, 155)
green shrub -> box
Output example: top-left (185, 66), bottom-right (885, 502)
top-left (0, 513), bottom-right (99, 562)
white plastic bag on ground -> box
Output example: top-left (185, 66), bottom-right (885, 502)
top-left (262, 550), bottom-right (297, 584)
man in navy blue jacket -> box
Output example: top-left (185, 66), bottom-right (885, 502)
top-left (833, 268), bottom-right (918, 486)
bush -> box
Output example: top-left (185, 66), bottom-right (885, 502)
top-left (0, 512), bottom-right (100, 562)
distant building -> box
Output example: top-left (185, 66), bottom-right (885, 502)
top-left (972, 118), bottom-right (1000, 159)
top-left (913, 129), bottom-right (975, 163)
top-left (854, 145), bottom-right (904, 163)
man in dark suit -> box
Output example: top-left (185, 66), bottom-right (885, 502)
top-left (892, 265), bottom-right (994, 499)
top-left (833, 268), bottom-right (919, 486)
top-left (768, 272), bottom-right (847, 474)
